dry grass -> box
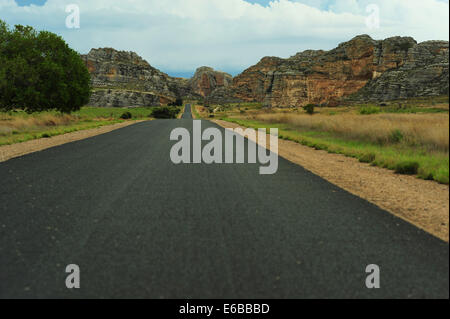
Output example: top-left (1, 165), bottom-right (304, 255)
top-left (247, 112), bottom-right (449, 152)
top-left (0, 107), bottom-right (157, 146)
top-left (0, 113), bottom-right (76, 136)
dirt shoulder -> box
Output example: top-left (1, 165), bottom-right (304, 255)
top-left (214, 119), bottom-right (449, 242)
top-left (0, 121), bottom-right (144, 163)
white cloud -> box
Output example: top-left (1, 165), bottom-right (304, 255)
top-left (0, 0), bottom-right (448, 76)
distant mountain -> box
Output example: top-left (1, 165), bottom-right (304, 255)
top-left (81, 35), bottom-right (449, 108)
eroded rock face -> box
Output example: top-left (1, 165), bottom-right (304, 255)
top-left (229, 35), bottom-right (448, 106)
top-left (81, 35), bottom-right (448, 108)
top-left (188, 66), bottom-right (233, 98)
top-left (81, 48), bottom-right (196, 106)
top-left (82, 48), bottom-right (173, 96)
top-left (350, 40), bottom-right (449, 101)
top-left (88, 89), bottom-right (171, 108)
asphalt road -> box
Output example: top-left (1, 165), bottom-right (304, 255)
top-left (182, 104), bottom-right (193, 119)
top-left (0, 105), bottom-right (448, 299)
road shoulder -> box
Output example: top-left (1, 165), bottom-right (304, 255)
top-left (213, 119), bottom-right (449, 242)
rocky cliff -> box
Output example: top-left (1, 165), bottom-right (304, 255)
top-left (81, 35), bottom-right (449, 108)
top-left (188, 67), bottom-right (233, 98)
top-left (88, 89), bottom-right (172, 108)
top-left (81, 48), bottom-right (197, 107)
top-left (226, 35), bottom-right (448, 106)
top-left (349, 40), bottom-right (449, 101)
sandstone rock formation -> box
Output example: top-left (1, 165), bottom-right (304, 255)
top-left (226, 35), bottom-right (448, 106)
top-left (81, 35), bottom-right (449, 108)
top-left (188, 67), bottom-right (233, 98)
top-left (81, 48), bottom-right (197, 107)
top-left (88, 89), bottom-right (171, 108)
top-left (350, 40), bottom-right (449, 101)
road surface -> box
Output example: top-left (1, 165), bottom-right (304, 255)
top-left (182, 104), bottom-right (193, 119)
top-left (0, 105), bottom-right (448, 298)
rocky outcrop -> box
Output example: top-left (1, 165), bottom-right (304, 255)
top-left (228, 35), bottom-right (448, 106)
top-left (81, 35), bottom-right (448, 108)
top-left (81, 48), bottom-right (220, 107)
top-left (88, 89), bottom-right (172, 108)
top-left (81, 48), bottom-right (197, 107)
top-left (188, 67), bottom-right (233, 98)
top-left (349, 40), bottom-right (449, 101)
top-left (207, 87), bottom-right (242, 105)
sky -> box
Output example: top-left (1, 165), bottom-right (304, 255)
top-left (1, 0), bottom-right (449, 78)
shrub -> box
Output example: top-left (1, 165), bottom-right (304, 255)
top-left (168, 98), bottom-right (183, 107)
top-left (359, 152), bottom-right (376, 163)
top-left (151, 107), bottom-right (180, 119)
top-left (389, 129), bottom-right (404, 143)
top-left (303, 104), bottom-right (315, 115)
top-left (395, 161), bottom-right (419, 175)
top-left (120, 111), bottom-right (132, 120)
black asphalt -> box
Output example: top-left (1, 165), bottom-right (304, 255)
top-left (181, 104), bottom-right (193, 119)
top-left (0, 105), bottom-right (448, 299)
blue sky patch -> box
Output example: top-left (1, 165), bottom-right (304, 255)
top-left (15, 0), bottom-right (47, 6)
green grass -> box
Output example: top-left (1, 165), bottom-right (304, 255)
top-left (75, 106), bottom-right (157, 119)
top-left (219, 117), bottom-right (449, 184)
top-left (384, 106), bottom-right (449, 114)
top-left (191, 105), bottom-right (202, 119)
top-left (359, 105), bottom-right (448, 115)
top-left (359, 106), bottom-right (381, 115)
top-left (355, 96), bottom-right (449, 115)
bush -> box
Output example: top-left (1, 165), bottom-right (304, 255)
top-left (168, 98), bottom-right (183, 107)
top-left (0, 20), bottom-right (91, 113)
top-left (389, 129), bottom-right (404, 143)
top-left (395, 161), bottom-right (419, 175)
top-left (303, 104), bottom-right (315, 115)
top-left (151, 107), bottom-right (180, 119)
top-left (120, 111), bottom-right (132, 120)
top-left (359, 106), bottom-right (381, 115)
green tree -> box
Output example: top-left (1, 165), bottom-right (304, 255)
top-left (169, 98), bottom-right (183, 107)
top-left (0, 20), bottom-right (91, 113)
top-left (303, 104), bottom-right (315, 115)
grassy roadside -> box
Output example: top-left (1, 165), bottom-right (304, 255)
top-left (219, 116), bottom-right (449, 184)
top-left (191, 104), bottom-right (201, 119)
top-left (177, 105), bottom-right (185, 119)
top-left (202, 97), bottom-right (449, 184)
top-left (0, 107), bottom-right (155, 146)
